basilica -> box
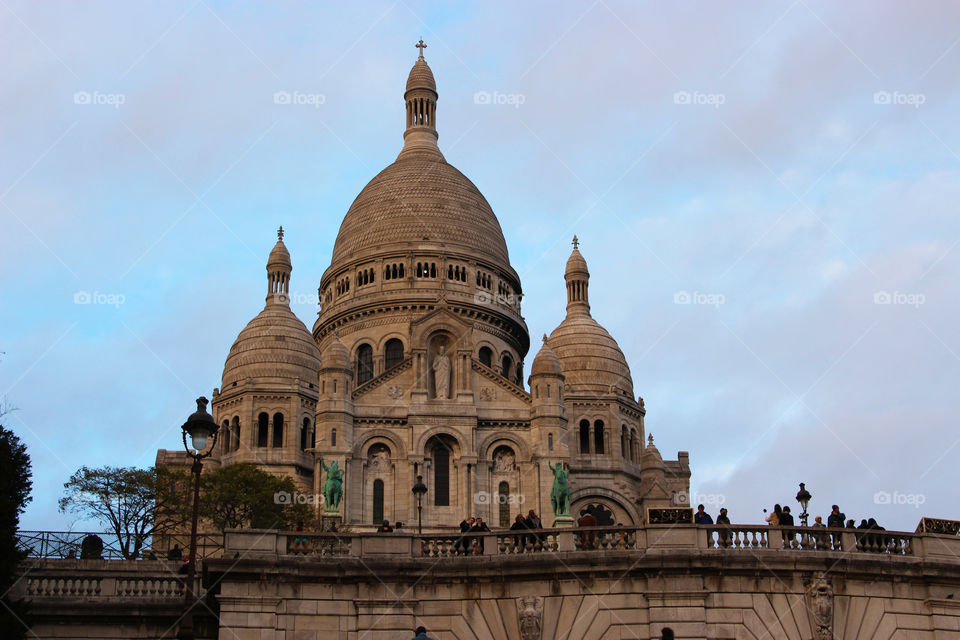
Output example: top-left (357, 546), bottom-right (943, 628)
top-left (171, 45), bottom-right (691, 531)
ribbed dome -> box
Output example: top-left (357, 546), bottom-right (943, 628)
top-left (641, 436), bottom-right (664, 471)
top-left (531, 336), bottom-right (562, 377)
top-left (329, 157), bottom-right (511, 269)
top-left (565, 244), bottom-right (588, 278)
top-left (549, 313), bottom-right (634, 395)
top-left (267, 237), bottom-right (291, 269)
top-left (222, 305), bottom-right (321, 388)
top-left (406, 57), bottom-right (436, 93)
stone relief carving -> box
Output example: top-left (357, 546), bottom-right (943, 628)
top-left (480, 387), bottom-right (496, 401)
top-left (806, 573), bottom-right (834, 640)
top-left (517, 596), bottom-right (542, 640)
top-left (368, 444), bottom-right (391, 472)
top-left (493, 449), bottom-right (515, 472)
top-left (386, 385), bottom-right (404, 399)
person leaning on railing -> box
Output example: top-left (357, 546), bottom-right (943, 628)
top-left (715, 508), bottom-right (731, 547)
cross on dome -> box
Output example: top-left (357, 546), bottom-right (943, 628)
top-left (415, 38), bottom-right (427, 59)
top-left (277, 226), bottom-right (284, 241)
top-left (572, 235), bottom-right (579, 250)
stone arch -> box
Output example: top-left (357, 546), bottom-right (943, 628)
top-left (375, 332), bottom-right (407, 354)
top-left (355, 429), bottom-right (408, 461)
top-left (569, 487), bottom-right (640, 525)
top-left (477, 432), bottom-right (531, 462)
top-left (415, 426), bottom-right (465, 457)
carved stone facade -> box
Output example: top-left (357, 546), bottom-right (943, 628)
top-left (156, 46), bottom-right (690, 530)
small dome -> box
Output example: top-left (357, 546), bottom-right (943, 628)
top-left (267, 228), bottom-right (291, 269)
top-left (531, 336), bottom-right (562, 377)
top-left (549, 313), bottom-right (633, 395)
top-left (322, 335), bottom-right (350, 370)
top-left (641, 435), bottom-right (664, 471)
top-left (565, 239), bottom-right (589, 278)
top-left (222, 305), bottom-right (321, 388)
top-left (406, 57), bottom-right (436, 93)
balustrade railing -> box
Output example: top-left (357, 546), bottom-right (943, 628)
top-left (22, 565), bottom-right (186, 599)
top-left (706, 525), bottom-right (915, 555)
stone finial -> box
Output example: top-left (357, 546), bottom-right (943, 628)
top-left (415, 38), bottom-right (427, 59)
top-left (572, 235), bottom-right (579, 250)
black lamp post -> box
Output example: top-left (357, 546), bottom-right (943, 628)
top-left (412, 475), bottom-right (427, 534)
top-left (796, 482), bottom-right (812, 528)
top-left (177, 397), bottom-right (219, 640)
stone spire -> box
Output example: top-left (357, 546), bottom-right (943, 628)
top-left (564, 235), bottom-right (590, 315)
top-left (266, 226), bottom-right (292, 305)
top-left (399, 39), bottom-right (442, 160)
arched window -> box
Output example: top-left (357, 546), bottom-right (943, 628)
top-left (232, 416), bottom-right (240, 452)
top-left (548, 433), bottom-right (554, 451)
top-left (630, 429), bottom-right (638, 463)
top-left (501, 354), bottom-right (513, 379)
top-left (331, 428), bottom-right (337, 447)
top-left (356, 344), bottom-right (374, 384)
top-left (478, 347), bottom-right (493, 368)
top-left (432, 440), bottom-right (450, 506)
top-left (384, 339), bottom-right (404, 370)
top-left (221, 420), bottom-right (230, 453)
top-left (272, 413), bottom-right (284, 448)
top-left (515, 363), bottom-right (523, 386)
top-left (430, 263), bottom-right (436, 278)
top-left (372, 479), bottom-right (384, 525)
top-left (300, 418), bottom-right (310, 451)
top-left (579, 419), bottom-right (590, 454)
top-left (257, 413), bottom-right (269, 448)
top-left (398, 263), bottom-right (404, 278)
top-left (498, 481), bottom-right (510, 528)
top-left (621, 425), bottom-right (628, 459)
top-left (594, 420), bottom-right (605, 454)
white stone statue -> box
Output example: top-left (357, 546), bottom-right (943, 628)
top-left (432, 346), bottom-right (451, 399)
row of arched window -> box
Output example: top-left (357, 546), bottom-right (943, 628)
top-left (476, 271), bottom-right (492, 289)
top-left (621, 425), bottom-right (641, 463)
top-left (335, 276), bottom-right (350, 295)
top-left (579, 419), bottom-right (606, 455)
top-left (447, 264), bottom-right (467, 282)
top-left (416, 262), bottom-right (437, 278)
top-left (220, 414), bottom-right (314, 453)
top-left (355, 339), bottom-right (405, 385)
top-left (356, 267), bottom-right (375, 286)
top-left (477, 346), bottom-right (523, 386)
top-left (383, 263), bottom-right (405, 280)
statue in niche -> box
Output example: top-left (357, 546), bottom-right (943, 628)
top-left (368, 444), bottom-right (390, 471)
top-left (432, 345), bottom-right (451, 399)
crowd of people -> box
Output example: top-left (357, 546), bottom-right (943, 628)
top-left (693, 502), bottom-right (893, 550)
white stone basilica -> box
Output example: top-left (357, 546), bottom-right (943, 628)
top-left (177, 45), bottom-right (691, 531)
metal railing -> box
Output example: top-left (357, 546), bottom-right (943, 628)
top-left (16, 530), bottom-right (224, 561)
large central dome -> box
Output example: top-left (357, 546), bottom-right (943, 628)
top-left (330, 157), bottom-right (510, 267)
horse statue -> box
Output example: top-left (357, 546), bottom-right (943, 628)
top-left (320, 455), bottom-right (343, 512)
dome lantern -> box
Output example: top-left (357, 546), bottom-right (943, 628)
top-left (565, 235), bottom-right (590, 315)
top-left (400, 39), bottom-right (441, 160)
top-left (266, 226), bottom-right (292, 306)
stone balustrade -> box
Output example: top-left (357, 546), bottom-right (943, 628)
top-left (224, 522), bottom-right (949, 560)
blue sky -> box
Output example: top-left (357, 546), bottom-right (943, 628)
top-left (2, 1), bottom-right (958, 532)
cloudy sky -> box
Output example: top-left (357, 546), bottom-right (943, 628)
top-left (2, 1), bottom-right (958, 532)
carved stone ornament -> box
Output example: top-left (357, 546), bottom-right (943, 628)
top-left (517, 596), bottom-right (542, 640)
top-left (480, 387), bottom-right (496, 401)
top-left (386, 385), bottom-right (404, 399)
top-left (806, 573), bottom-right (834, 640)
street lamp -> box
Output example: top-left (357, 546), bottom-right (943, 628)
top-left (178, 397), bottom-right (219, 640)
top-left (796, 482), bottom-right (812, 527)
top-left (412, 475), bottom-right (427, 535)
